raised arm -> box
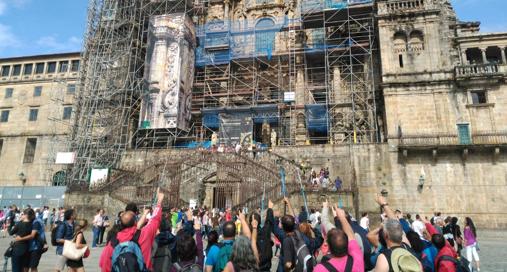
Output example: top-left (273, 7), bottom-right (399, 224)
top-left (251, 217), bottom-right (260, 264)
top-left (334, 206), bottom-right (355, 241)
top-left (320, 200), bottom-right (336, 233)
top-left (239, 210), bottom-right (251, 239)
top-left (376, 195), bottom-right (396, 220)
top-left (283, 197), bottom-right (295, 218)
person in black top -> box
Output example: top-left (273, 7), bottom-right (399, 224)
top-left (67, 219), bottom-right (88, 272)
top-left (9, 208), bottom-right (35, 272)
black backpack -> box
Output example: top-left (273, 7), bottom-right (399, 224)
top-left (437, 255), bottom-right (471, 272)
top-left (320, 255), bottom-right (353, 272)
top-left (51, 222), bottom-right (66, 246)
top-left (290, 231), bottom-right (316, 272)
top-left (111, 230), bottom-right (147, 272)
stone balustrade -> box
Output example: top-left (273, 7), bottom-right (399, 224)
top-left (397, 131), bottom-right (507, 148)
top-left (455, 63), bottom-right (507, 78)
top-left (378, 0), bottom-right (429, 15)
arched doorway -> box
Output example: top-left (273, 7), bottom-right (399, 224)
top-left (52, 171), bottom-right (67, 186)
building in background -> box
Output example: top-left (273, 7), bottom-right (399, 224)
top-left (0, 52), bottom-right (80, 187)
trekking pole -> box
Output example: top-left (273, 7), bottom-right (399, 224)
top-left (279, 166), bottom-right (287, 215)
top-left (296, 168), bottom-right (309, 217)
top-left (261, 182), bottom-right (266, 227)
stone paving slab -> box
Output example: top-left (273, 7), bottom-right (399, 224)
top-left (0, 230), bottom-right (504, 272)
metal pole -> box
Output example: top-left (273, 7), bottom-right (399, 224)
top-left (296, 168), bottom-right (309, 216)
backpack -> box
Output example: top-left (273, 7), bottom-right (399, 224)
top-left (213, 241), bottom-right (234, 272)
top-left (111, 230), bottom-right (147, 272)
top-left (290, 231), bottom-right (316, 272)
top-left (320, 255), bottom-right (353, 272)
top-left (383, 245), bottom-right (422, 272)
top-left (51, 221), bottom-right (66, 246)
top-left (437, 255), bottom-right (471, 272)
top-left (152, 242), bottom-right (172, 272)
top-left (173, 261), bottom-right (202, 272)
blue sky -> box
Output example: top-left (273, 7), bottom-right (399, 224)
top-left (0, 0), bottom-right (506, 58)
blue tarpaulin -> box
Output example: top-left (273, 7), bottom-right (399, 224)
top-left (305, 104), bottom-right (328, 133)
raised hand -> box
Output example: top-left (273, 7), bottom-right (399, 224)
top-left (251, 217), bottom-right (259, 229)
top-left (238, 210), bottom-right (246, 222)
top-left (156, 188), bottom-right (165, 205)
top-left (268, 199), bottom-right (274, 209)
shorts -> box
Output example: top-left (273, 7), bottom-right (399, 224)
top-left (27, 250), bottom-right (43, 268)
top-left (55, 254), bottom-right (67, 271)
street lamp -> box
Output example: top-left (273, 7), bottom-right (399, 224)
top-left (18, 172), bottom-right (27, 185)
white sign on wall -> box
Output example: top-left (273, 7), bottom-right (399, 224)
top-left (55, 152), bottom-right (76, 164)
top-left (284, 92), bottom-right (295, 102)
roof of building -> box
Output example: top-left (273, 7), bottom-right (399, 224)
top-left (0, 52), bottom-right (81, 62)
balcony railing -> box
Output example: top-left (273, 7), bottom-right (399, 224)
top-left (378, 0), bottom-right (430, 15)
top-left (397, 131), bottom-right (507, 148)
top-left (455, 63), bottom-right (507, 79)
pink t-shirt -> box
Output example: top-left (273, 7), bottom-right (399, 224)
top-left (314, 240), bottom-right (364, 272)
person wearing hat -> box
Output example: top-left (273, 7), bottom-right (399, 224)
top-left (374, 195), bottom-right (423, 272)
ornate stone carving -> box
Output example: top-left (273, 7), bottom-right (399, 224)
top-left (140, 14), bottom-right (196, 130)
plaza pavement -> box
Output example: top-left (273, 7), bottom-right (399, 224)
top-left (0, 230), bottom-right (505, 271)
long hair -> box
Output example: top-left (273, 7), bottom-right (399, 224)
top-left (229, 235), bottom-right (259, 271)
top-left (465, 217), bottom-right (477, 238)
top-left (74, 219), bottom-right (88, 236)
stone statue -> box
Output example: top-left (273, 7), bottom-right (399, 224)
top-left (271, 130), bottom-right (277, 147)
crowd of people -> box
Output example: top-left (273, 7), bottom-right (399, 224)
top-left (1, 189), bottom-right (482, 272)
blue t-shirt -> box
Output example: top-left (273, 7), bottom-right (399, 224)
top-left (399, 218), bottom-right (412, 233)
top-left (29, 219), bottom-right (45, 252)
top-left (205, 240), bottom-right (234, 267)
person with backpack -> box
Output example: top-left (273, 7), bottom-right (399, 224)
top-left (372, 195), bottom-right (423, 272)
top-left (463, 217), bottom-right (479, 272)
top-left (53, 209), bottom-right (76, 272)
top-left (406, 231), bottom-right (437, 272)
top-left (67, 219), bottom-right (90, 272)
top-left (205, 221), bottom-right (236, 272)
top-left (314, 200), bottom-right (364, 272)
top-left (99, 188), bottom-right (164, 272)
top-left (432, 234), bottom-right (460, 272)
top-left (169, 211), bottom-right (204, 272)
top-left (152, 213), bottom-right (176, 271)
top-left (13, 208), bottom-right (48, 272)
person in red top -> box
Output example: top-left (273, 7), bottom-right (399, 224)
top-left (432, 233), bottom-right (457, 272)
top-left (99, 189), bottom-right (164, 272)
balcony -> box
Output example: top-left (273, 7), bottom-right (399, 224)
top-left (378, 0), bottom-right (432, 15)
top-left (397, 131), bottom-right (507, 149)
top-left (455, 63), bottom-right (507, 80)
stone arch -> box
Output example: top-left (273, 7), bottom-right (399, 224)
top-left (393, 30), bottom-right (408, 53)
top-left (52, 170), bottom-right (67, 186)
top-left (408, 30), bottom-right (424, 51)
top-left (255, 17), bottom-right (276, 55)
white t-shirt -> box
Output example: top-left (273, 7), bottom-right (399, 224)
top-left (412, 219), bottom-right (426, 239)
top-left (360, 216), bottom-right (369, 230)
top-left (42, 210), bottom-right (50, 220)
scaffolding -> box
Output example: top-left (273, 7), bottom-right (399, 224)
top-left (69, 0), bottom-right (379, 184)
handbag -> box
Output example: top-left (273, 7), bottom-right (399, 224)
top-left (4, 241), bottom-right (14, 258)
top-left (62, 240), bottom-right (88, 260)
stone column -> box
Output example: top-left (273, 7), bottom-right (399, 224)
top-left (224, 0), bottom-right (230, 21)
top-left (461, 50), bottom-right (468, 65)
top-left (501, 47), bottom-right (507, 64)
top-left (481, 48), bottom-right (488, 64)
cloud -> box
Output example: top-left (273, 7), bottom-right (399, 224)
top-left (0, 24), bottom-right (21, 48)
top-left (36, 35), bottom-right (82, 52)
top-left (0, 0), bottom-right (29, 15)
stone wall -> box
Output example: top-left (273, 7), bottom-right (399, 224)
top-left (65, 191), bottom-right (127, 221)
top-left (273, 144), bottom-right (507, 229)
